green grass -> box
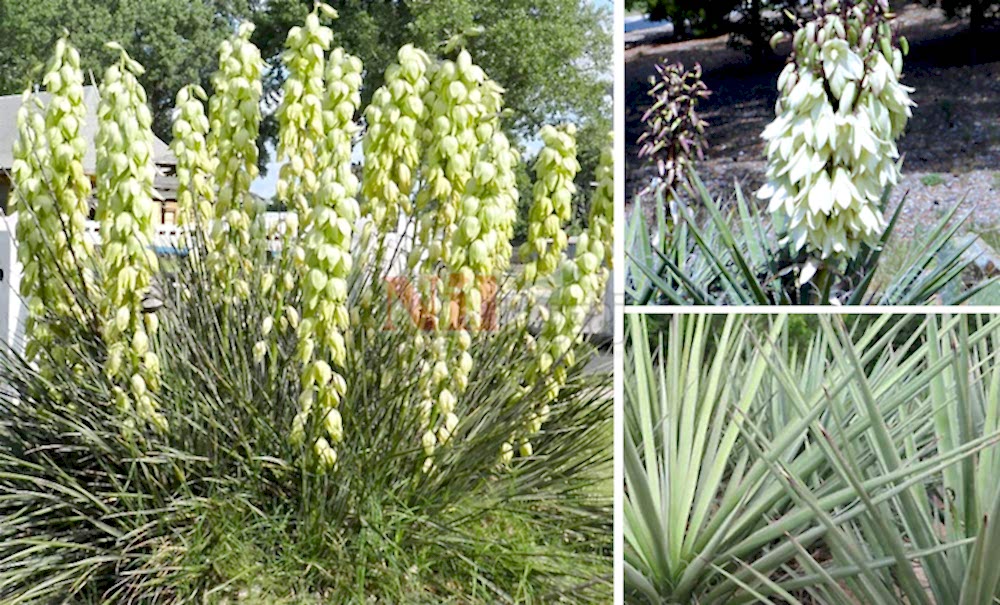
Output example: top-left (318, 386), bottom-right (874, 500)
top-left (921, 173), bottom-right (945, 187)
top-left (145, 492), bottom-right (612, 604)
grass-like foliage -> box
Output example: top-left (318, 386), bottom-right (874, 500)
top-left (626, 312), bottom-right (1000, 604)
top-left (0, 233), bottom-right (612, 603)
top-left (626, 169), bottom-right (994, 305)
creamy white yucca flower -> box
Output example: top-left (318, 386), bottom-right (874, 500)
top-left (10, 37), bottom-right (94, 363)
top-left (515, 171), bottom-right (612, 458)
top-left (293, 42), bottom-right (363, 471)
top-left (759, 0), bottom-right (914, 279)
top-left (520, 124), bottom-right (580, 285)
top-left (361, 44), bottom-right (431, 231)
top-left (447, 130), bottom-right (519, 330)
top-left (96, 44), bottom-right (165, 432)
top-left (587, 132), bottom-right (615, 269)
top-left (171, 84), bottom-right (216, 226)
top-left (207, 22), bottom-right (265, 298)
top-left (275, 4), bottom-right (335, 219)
top-left (412, 47), bottom-right (504, 271)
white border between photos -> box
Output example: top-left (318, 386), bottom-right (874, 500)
top-left (612, 0), bottom-right (626, 602)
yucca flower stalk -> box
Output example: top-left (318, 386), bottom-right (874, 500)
top-left (292, 44), bottom-right (363, 471)
top-left (520, 123), bottom-right (580, 285)
top-left (266, 6), bottom-right (353, 343)
top-left (171, 84), bottom-right (216, 227)
top-left (208, 22), bottom-right (265, 301)
top-left (758, 0), bottom-right (915, 286)
top-left (514, 140), bottom-right (612, 458)
top-left (413, 46), bottom-right (504, 271)
top-left (10, 37), bottom-right (94, 362)
top-left (95, 43), bottom-right (164, 433)
top-left (636, 61), bottom-right (709, 195)
top-left (447, 131), bottom-right (519, 329)
top-left (360, 44), bottom-right (431, 233)
top-left (587, 131), bottom-right (614, 269)
top-left (275, 3), bottom-right (335, 220)
top-left (518, 229), bottom-right (607, 457)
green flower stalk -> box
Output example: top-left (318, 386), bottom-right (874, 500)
top-left (10, 94), bottom-right (51, 350)
top-left (171, 84), bottom-right (216, 226)
top-left (292, 43), bottom-right (363, 472)
top-left (275, 4), bottom-right (335, 219)
top-left (208, 22), bottom-right (265, 299)
top-left (95, 44), bottom-right (164, 433)
top-left (520, 124), bottom-right (580, 285)
top-left (10, 37), bottom-right (94, 361)
top-left (361, 44), bottom-right (431, 233)
top-left (758, 0), bottom-right (914, 281)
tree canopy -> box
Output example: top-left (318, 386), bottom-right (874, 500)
top-left (0, 0), bottom-right (248, 140)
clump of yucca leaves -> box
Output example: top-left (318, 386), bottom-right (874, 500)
top-left (0, 12), bottom-right (612, 604)
top-left (626, 169), bottom-right (993, 305)
top-left (626, 313), bottom-right (1000, 604)
top-left (636, 60), bottom-right (710, 195)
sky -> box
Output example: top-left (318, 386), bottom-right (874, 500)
top-left (250, 0), bottom-right (614, 198)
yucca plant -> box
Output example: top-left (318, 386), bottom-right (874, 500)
top-left (0, 10), bottom-right (612, 603)
top-left (626, 170), bottom-right (994, 305)
top-left (625, 312), bottom-right (1000, 604)
top-left (627, 0), bottom-right (995, 306)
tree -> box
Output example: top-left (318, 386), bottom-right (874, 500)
top-left (919, 0), bottom-right (998, 59)
top-left (625, 0), bottom-right (796, 63)
top-left (624, 0), bottom-right (738, 37)
top-left (0, 0), bottom-right (249, 141)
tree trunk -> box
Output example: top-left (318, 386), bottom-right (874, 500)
top-left (970, 0), bottom-right (984, 63)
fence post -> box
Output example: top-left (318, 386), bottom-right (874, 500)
top-left (0, 215), bottom-right (26, 354)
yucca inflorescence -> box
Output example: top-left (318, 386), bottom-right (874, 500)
top-left (637, 60), bottom-right (709, 194)
top-left (361, 44), bottom-right (431, 233)
top-left (758, 0), bottom-right (914, 282)
top-left (207, 22), bottom-right (265, 300)
top-left (413, 47), bottom-right (505, 271)
top-left (292, 42), bottom-right (364, 471)
top-left (512, 134), bottom-right (610, 459)
top-left (587, 132), bottom-right (614, 269)
top-left (171, 85), bottom-right (216, 227)
top-left (95, 44), bottom-right (164, 433)
top-left (520, 124), bottom-right (580, 285)
top-left (10, 37), bottom-right (94, 362)
top-left (275, 4), bottom-right (335, 221)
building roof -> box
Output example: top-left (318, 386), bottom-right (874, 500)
top-left (0, 86), bottom-right (176, 172)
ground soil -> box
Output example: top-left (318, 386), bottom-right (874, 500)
top-left (625, 2), bottom-right (1000, 251)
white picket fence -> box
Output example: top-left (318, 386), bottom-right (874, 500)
top-left (0, 213), bottom-right (613, 353)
